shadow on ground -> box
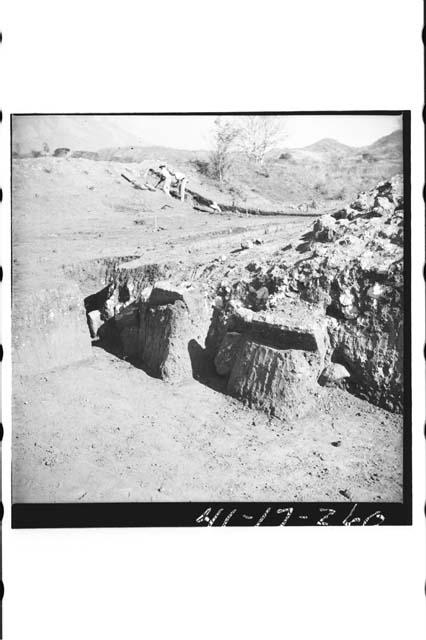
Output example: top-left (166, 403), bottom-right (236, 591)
top-left (188, 339), bottom-right (227, 393)
top-left (92, 336), bottom-right (227, 394)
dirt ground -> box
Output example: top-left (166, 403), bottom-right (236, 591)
top-left (11, 157), bottom-right (404, 503)
top-left (13, 347), bottom-right (402, 503)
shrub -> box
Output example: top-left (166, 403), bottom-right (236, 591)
top-left (314, 181), bottom-right (328, 196)
top-left (255, 167), bottom-right (270, 178)
top-left (279, 152), bottom-right (292, 161)
top-left (334, 187), bottom-right (346, 200)
top-left (209, 117), bottom-right (240, 183)
top-left (361, 152), bottom-right (378, 163)
top-left (190, 158), bottom-right (210, 176)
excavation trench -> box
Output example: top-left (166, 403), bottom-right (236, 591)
top-left (81, 262), bottom-right (228, 400)
top-left (14, 241), bottom-right (402, 418)
top-left (82, 263), bottom-right (335, 423)
top-left (14, 197), bottom-right (404, 419)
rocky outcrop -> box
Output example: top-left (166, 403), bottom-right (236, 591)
top-left (279, 178), bottom-right (404, 411)
top-left (219, 175), bottom-right (405, 412)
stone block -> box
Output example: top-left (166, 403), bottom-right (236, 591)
top-left (228, 309), bottom-right (328, 362)
top-left (227, 339), bottom-right (317, 420)
top-left (139, 300), bottom-right (193, 381)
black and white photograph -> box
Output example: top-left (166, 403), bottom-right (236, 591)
top-left (2, 1), bottom-right (425, 639)
top-left (11, 112), bottom-right (411, 526)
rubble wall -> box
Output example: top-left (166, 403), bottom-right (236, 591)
top-left (264, 176), bottom-right (405, 411)
top-left (206, 175), bottom-right (405, 413)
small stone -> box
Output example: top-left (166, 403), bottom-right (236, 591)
top-left (255, 286), bottom-right (269, 305)
top-left (140, 286), bottom-right (153, 302)
top-left (319, 363), bottom-right (350, 387)
top-left (339, 291), bottom-right (354, 307)
top-left (366, 282), bottom-right (385, 299)
top-left (246, 261), bottom-right (261, 272)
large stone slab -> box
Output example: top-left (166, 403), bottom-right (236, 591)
top-left (227, 339), bottom-right (318, 420)
top-left (230, 308), bottom-right (327, 355)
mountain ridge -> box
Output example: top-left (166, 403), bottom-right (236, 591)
top-left (12, 115), bottom-right (402, 157)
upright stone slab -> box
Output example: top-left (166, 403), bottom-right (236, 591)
top-left (139, 300), bottom-right (193, 381)
top-left (227, 339), bottom-right (318, 420)
top-left (227, 308), bottom-right (328, 361)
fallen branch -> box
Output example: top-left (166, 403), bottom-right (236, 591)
top-left (121, 171), bottom-right (328, 218)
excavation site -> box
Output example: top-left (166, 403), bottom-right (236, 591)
top-left (12, 115), bottom-right (406, 504)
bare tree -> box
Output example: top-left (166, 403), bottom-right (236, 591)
top-left (238, 115), bottom-right (286, 165)
top-left (209, 117), bottom-right (240, 183)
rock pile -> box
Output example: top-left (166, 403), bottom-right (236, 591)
top-left (208, 175), bottom-right (405, 413)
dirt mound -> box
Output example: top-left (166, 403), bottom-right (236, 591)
top-left (206, 175), bottom-right (405, 412)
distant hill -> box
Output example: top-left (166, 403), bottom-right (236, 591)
top-left (364, 129), bottom-right (403, 156)
top-left (12, 115), bottom-right (147, 155)
top-left (12, 118), bottom-right (404, 208)
top-left (301, 138), bottom-right (354, 154)
top-left (96, 145), bottom-right (201, 165)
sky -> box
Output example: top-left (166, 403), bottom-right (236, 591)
top-left (116, 114), bottom-right (402, 150)
top-left (12, 113), bottom-right (403, 153)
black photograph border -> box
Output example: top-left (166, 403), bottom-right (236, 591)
top-left (10, 110), bottom-right (412, 528)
